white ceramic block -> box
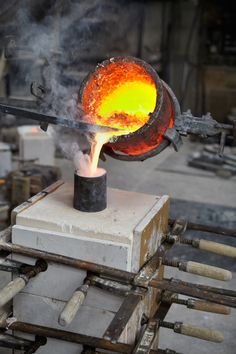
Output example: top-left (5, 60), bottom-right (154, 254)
top-left (15, 184), bottom-right (159, 245)
top-left (12, 183), bottom-right (169, 352)
top-left (0, 142), bottom-right (11, 177)
top-left (12, 225), bottom-right (129, 305)
top-left (18, 126), bottom-right (55, 165)
top-left (14, 292), bottom-right (115, 336)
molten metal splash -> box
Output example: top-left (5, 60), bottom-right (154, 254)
top-left (81, 61), bottom-right (158, 175)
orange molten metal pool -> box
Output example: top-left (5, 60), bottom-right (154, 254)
top-left (80, 57), bottom-right (174, 156)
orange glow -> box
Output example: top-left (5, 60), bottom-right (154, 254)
top-left (82, 61), bottom-right (157, 134)
top-left (89, 133), bottom-right (109, 176)
top-left (30, 127), bottom-right (39, 134)
top-left (81, 60), bottom-right (158, 174)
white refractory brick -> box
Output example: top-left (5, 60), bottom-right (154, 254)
top-left (14, 293), bottom-right (114, 354)
top-left (14, 293), bottom-right (115, 336)
top-left (14, 183), bottom-right (162, 246)
top-left (14, 333), bottom-right (82, 354)
top-left (18, 126), bottom-right (55, 165)
top-left (0, 142), bottom-right (12, 177)
top-left (12, 183), bottom-right (169, 352)
top-left (11, 227), bottom-right (127, 306)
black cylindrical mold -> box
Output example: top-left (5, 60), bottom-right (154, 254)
top-left (73, 169), bottom-right (107, 212)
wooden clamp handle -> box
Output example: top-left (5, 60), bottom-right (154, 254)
top-left (187, 299), bottom-right (231, 315)
top-left (174, 322), bottom-right (224, 343)
top-left (58, 283), bottom-right (89, 327)
top-left (0, 276), bottom-right (28, 308)
top-left (198, 240), bottom-right (236, 258)
top-left (182, 261), bottom-right (232, 281)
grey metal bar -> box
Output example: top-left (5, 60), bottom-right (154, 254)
top-left (103, 293), bottom-right (142, 343)
top-left (0, 104), bottom-right (119, 133)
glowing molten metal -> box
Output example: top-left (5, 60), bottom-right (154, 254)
top-left (82, 61), bottom-right (156, 135)
top-left (79, 57), bottom-right (174, 175)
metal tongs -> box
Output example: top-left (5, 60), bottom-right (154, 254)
top-left (0, 103), bottom-right (120, 134)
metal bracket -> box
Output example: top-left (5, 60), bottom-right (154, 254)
top-left (175, 110), bottom-right (233, 141)
top-left (0, 258), bottom-right (25, 273)
top-left (30, 82), bottom-right (46, 100)
top-left (164, 128), bottom-right (183, 151)
top-left (134, 245), bottom-right (166, 287)
top-left (103, 293), bottom-right (142, 343)
top-left (132, 319), bottom-right (158, 354)
top-left (171, 219), bottom-right (188, 236)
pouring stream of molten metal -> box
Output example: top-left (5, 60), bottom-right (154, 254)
top-left (81, 61), bottom-right (157, 175)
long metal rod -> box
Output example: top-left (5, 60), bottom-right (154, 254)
top-left (0, 241), bottom-right (135, 283)
top-left (8, 321), bottom-right (159, 354)
top-left (0, 103), bottom-right (119, 133)
top-left (170, 278), bottom-right (236, 298)
top-left (82, 350), bottom-right (181, 354)
top-left (168, 218), bottom-right (236, 237)
top-left (0, 332), bottom-right (34, 350)
top-left (0, 97), bottom-right (37, 109)
top-left (152, 279), bottom-right (236, 308)
top-left (0, 241), bottom-right (235, 308)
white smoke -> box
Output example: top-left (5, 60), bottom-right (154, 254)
top-left (10, 0), bottom-right (140, 174)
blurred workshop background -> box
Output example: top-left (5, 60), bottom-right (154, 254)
top-left (0, 1), bottom-right (236, 354)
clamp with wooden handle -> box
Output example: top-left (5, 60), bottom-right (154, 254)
top-left (163, 258), bottom-right (232, 281)
top-left (166, 219), bottom-right (236, 258)
top-left (0, 260), bottom-right (47, 308)
top-left (58, 279), bottom-right (91, 327)
top-left (160, 320), bottom-right (224, 343)
top-left (162, 291), bottom-right (231, 315)
top-left (181, 238), bottom-right (236, 258)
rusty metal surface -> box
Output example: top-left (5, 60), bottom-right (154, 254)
top-left (0, 241), bottom-right (135, 284)
top-left (103, 293), bottom-right (142, 343)
top-left (170, 278), bottom-right (236, 298)
top-left (1, 239), bottom-right (235, 309)
top-left (134, 245), bottom-right (166, 287)
top-left (132, 319), bottom-right (158, 354)
top-left (151, 278), bottom-right (236, 308)
top-left (162, 292), bottom-right (230, 315)
top-left (20, 259), bottom-right (48, 280)
top-left (168, 218), bottom-right (236, 238)
top-left (8, 321), bottom-right (161, 354)
top-left (89, 275), bottom-right (131, 296)
top-left (0, 258), bottom-right (24, 273)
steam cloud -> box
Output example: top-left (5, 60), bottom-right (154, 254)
top-left (10, 0), bottom-right (140, 175)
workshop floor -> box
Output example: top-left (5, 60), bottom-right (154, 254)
top-left (1, 138), bottom-right (235, 353)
